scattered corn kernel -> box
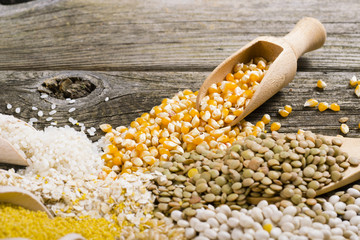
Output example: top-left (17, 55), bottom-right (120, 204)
top-left (278, 109), bottom-right (290, 118)
top-left (358, 123), bottom-right (360, 129)
top-left (340, 123), bottom-right (349, 134)
top-left (349, 75), bottom-right (358, 87)
top-left (261, 114), bottom-right (271, 124)
top-left (329, 103), bottom-right (340, 112)
top-left (270, 122), bottom-right (281, 132)
top-left (316, 79), bottom-right (327, 89)
top-left (284, 105), bottom-right (292, 113)
top-left (355, 85), bottom-right (360, 98)
top-left (297, 129), bottom-right (305, 135)
top-left (263, 223), bottom-right (273, 233)
top-left (318, 102), bottom-right (329, 112)
top-left (304, 99), bottom-right (318, 107)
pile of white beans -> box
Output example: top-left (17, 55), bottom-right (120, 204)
top-left (170, 187), bottom-right (360, 240)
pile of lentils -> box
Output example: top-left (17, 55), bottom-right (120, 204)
top-left (149, 131), bottom-right (360, 217)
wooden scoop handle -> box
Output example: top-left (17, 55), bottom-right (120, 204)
top-left (283, 17), bottom-right (326, 59)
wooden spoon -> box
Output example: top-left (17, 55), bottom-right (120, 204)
top-left (196, 17), bottom-right (326, 126)
top-left (0, 115), bottom-right (36, 166)
top-left (247, 136), bottom-right (360, 205)
top-left (0, 186), bottom-right (53, 218)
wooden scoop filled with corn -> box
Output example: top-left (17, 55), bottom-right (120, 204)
top-left (196, 17), bottom-right (326, 126)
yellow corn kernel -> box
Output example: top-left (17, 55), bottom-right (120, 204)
top-left (340, 123), bottom-right (349, 134)
top-left (255, 121), bottom-right (265, 130)
top-left (318, 102), bottom-right (329, 112)
top-left (358, 123), bottom-right (360, 129)
top-left (355, 85), bottom-right (360, 98)
top-left (261, 114), bottom-right (271, 124)
top-left (278, 109), bottom-right (290, 118)
top-left (350, 75), bottom-right (358, 87)
top-left (226, 73), bottom-right (235, 82)
top-left (304, 99), bottom-right (319, 107)
top-left (284, 105), bottom-right (292, 113)
top-left (297, 129), bottom-right (305, 135)
top-left (317, 79), bottom-right (327, 89)
top-left (100, 124), bottom-right (112, 133)
top-left (188, 168), bottom-right (198, 178)
top-left (270, 122), bottom-right (281, 132)
top-left (183, 89), bottom-right (193, 95)
top-left (163, 140), bottom-right (177, 149)
top-left (263, 223), bottom-right (273, 233)
top-left (234, 71), bottom-right (244, 79)
top-left (329, 103), bottom-right (340, 112)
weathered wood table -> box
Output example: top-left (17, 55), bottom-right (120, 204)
top-left (0, 1), bottom-right (359, 145)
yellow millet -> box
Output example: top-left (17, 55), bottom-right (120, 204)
top-left (0, 203), bottom-right (121, 240)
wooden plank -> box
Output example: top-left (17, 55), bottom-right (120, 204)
top-left (0, 70), bottom-right (359, 141)
top-left (0, 0), bottom-right (359, 71)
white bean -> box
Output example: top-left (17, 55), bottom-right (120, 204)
top-left (255, 229), bottom-right (269, 240)
top-left (334, 202), bottom-right (346, 211)
top-left (257, 200), bottom-right (268, 209)
top-left (329, 195), bottom-right (340, 205)
top-left (278, 234), bottom-right (289, 240)
top-left (299, 216), bottom-right (312, 227)
top-left (194, 236), bottom-right (209, 240)
top-left (331, 227), bottom-right (343, 235)
top-left (270, 227), bottom-right (282, 239)
top-left (344, 210), bottom-right (357, 220)
top-left (263, 206), bottom-right (273, 219)
top-left (219, 223), bottom-right (229, 232)
top-left (185, 228), bottom-right (196, 239)
top-left (196, 209), bottom-right (207, 221)
top-left (177, 219), bottom-right (189, 228)
top-left (271, 209), bottom-right (283, 223)
top-left (323, 202), bottom-right (335, 211)
top-left (218, 231), bottom-right (231, 240)
top-left (195, 222), bottom-right (210, 232)
top-left (227, 217), bottom-right (239, 228)
top-left (281, 222), bottom-right (295, 232)
top-left (347, 225), bottom-right (358, 234)
top-left (203, 209), bottom-right (216, 219)
top-left (215, 212), bottom-right (227, 224)
top-left (238, 215), bottom-right (254, 228)
top-left (250, 207), bottom-right (264, 223)
top-left (283, 206), bottom-right (297, 216)
top-left (203, 229), bottom-right (217, 240)
top-left (346, 204), bottom-right (360, 213)
top-left (190, 217), bottom-right (200, 228)
top-left (242, 233), bottom-right (254, 240)
top-left (231, 229), bottom-right (244, 240)
top-left (171, 210), bottom-right (182, 222)
top-left (218, 204), bottom-right (232, 217)
top-left (355, 198), bottom-right (360, 207)
top-left (207, 217), bottom-right (219, 228)
top-left (347, 188), bottom-right (360, 198)
top-left (308, 229), bottom-right (324, 239)
top-left (350, 216), bottom-right (360, 226)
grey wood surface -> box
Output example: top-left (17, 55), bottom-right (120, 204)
top-left (0, 0), bottom-right (359, 139)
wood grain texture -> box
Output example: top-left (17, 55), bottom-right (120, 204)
top-left (0, 0), bottom-right (359, 71)
top-left (0, 70), bottom-right (359, 140)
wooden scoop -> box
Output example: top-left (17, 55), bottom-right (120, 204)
top-left (0, 186), bottom-right (53, 218)
top-left (0, 115), bottom-right (36, 166)
top-left (196, 17), bottom-right (326, 126)
top-left (247, 136), bottom-right (360, 205)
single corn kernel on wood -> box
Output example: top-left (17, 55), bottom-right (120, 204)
top-left (297, 129), bottom-right (305, 135)
top-left (317, 80), bottom-right (327, 89)
top-left (284, 105), bottom-right (292, 113)
top-left (340, 123), bottom-right (349, 134)
top-left (355, 85), bottom-right (360, 97)
top-left (318, 102), bottom-right (329, 112)
top-left (350, 75), bottom-right (358, 87)
top-left (304, 99), bottom-right (319, 107)
top-left (278, 109), bottom-right (290, 118)
top-left (270, 122), bottom-right (281, 132)
top-left (329, 103), bottom-right (340, 112)
top-left (358, 122), bottom-right (360, 129)
top-left (261, 114), bottom-right (271, 124)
